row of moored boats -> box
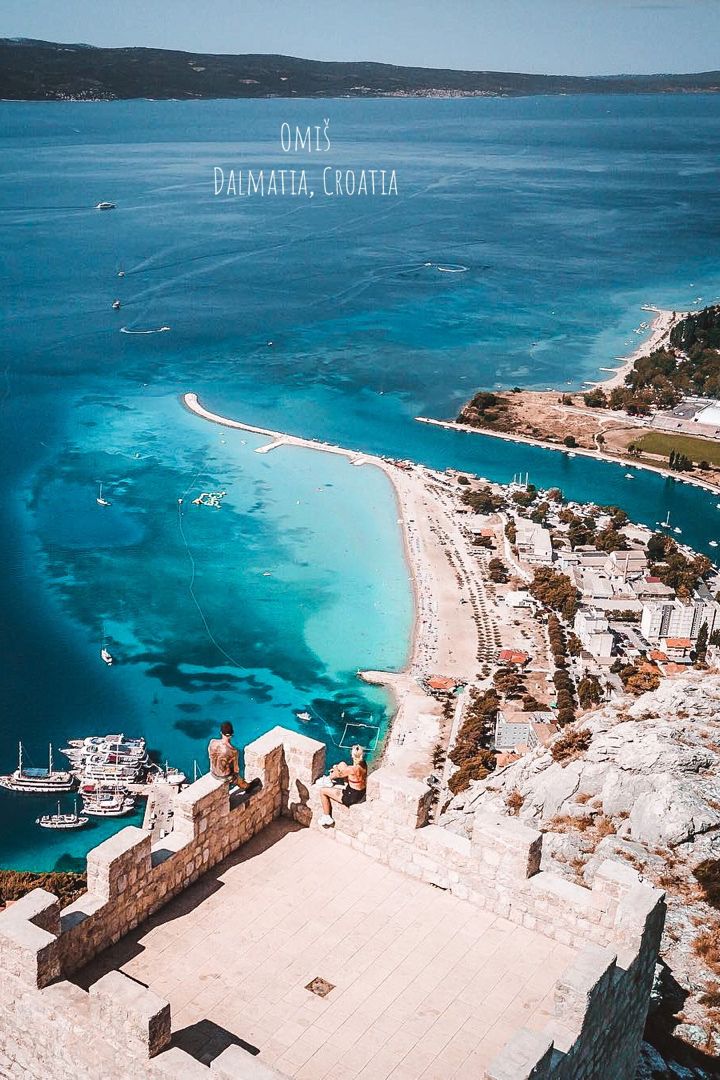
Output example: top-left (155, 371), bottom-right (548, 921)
top-left (0, 735), bottom-right (186, 828)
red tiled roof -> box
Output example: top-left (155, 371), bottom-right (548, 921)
top-left (649, 650), bottom-right (669, 662)
top-left (665, 638), bottom-right (692, 649)
top-left (531, 722), bottom-right (558, 745)
top-left (426, 676), bottom-right (457, 691)
top-left (497, 649), bottom-right (530, 665)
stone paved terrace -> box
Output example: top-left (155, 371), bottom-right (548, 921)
top-left (76, 821), bottom-right (579, 1080)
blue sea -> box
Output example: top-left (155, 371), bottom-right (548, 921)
top-left (1, 94), bottom-right (719, 869)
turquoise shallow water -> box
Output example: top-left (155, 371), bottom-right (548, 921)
top-left (2, 94), bottom-right (720, 868)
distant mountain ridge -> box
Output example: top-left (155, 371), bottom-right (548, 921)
top-left (2, 38), bottom-right (720, 101)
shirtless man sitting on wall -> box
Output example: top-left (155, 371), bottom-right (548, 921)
top-left (208, 721), bottom-right (250, 790)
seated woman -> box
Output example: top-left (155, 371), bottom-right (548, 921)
top-left (318, 744), bottom-right (367, 827)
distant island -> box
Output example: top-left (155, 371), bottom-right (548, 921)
top-left (2, 38), bottom-right (720, 101)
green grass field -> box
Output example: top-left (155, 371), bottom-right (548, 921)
top-left (635, 431), bottom-right (720, 467)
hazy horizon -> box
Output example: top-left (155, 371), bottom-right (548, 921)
top-left (1, 0), bottom-right (719, 78)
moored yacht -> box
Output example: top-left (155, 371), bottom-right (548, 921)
top-left (36, 800), bottom-right (88, 830)
top-left (82, 791), bottom-right (136, 817)
top-left (0, 743), bottom-right (76, 793)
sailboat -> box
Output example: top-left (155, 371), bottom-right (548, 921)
top-left (36, 799), bottom-right (89, 830)
top-left (656, 511), bottom-right (671, 530)
top-left (96, 481), bottom-right (111, 507)
top-left (0, 743), bottom-right (76, 793)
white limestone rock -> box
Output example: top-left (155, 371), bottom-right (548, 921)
top-left (629, 777), bottom-right (720, 847)
top-left (439, 672), bottom-right (720, 1066)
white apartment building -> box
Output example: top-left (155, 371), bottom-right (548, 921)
top-left (516, 522), bottom-right (553, 565)
top-left (640, 598), bottom-right (720, 644)
top-left (574, 607), bottom-right (615, 659)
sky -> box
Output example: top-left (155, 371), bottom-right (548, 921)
top-left (1, 0), bottom-right (718, 76)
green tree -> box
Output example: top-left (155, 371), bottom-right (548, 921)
top-left (694, 622), bottom-right (709, 665)
top-left (583, 388), bottom-right (608, 408)
top-left (577, 675), bottom-right (603, 709)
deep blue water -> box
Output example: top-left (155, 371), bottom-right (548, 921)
top-left (1, 95), bottom-right (719, 869)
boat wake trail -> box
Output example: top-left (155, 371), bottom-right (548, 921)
top-left (435, 264), bottom-right (468, 273)
top-left (176, 481), bottom-right (243, 670)
top-left (120, 326), bottom-right (171, 334)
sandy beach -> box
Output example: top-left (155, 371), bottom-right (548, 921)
top-left (591, 305), bottom-right (684, 390)
top-left (182, 393), bottom-right (486, 776)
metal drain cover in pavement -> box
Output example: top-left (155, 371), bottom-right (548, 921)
top-left (305, 977), bottom-right (335, 998)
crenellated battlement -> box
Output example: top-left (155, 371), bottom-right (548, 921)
top-left (0, 727), bottom-right (665, 1080)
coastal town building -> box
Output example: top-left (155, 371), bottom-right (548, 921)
top-left (515, 522), bottom-right (553, 565)
top-left (573, 608), bottom-right (615, 660)
top-left (604, 549), bottom-right (648, 582)
top-left (497, 648), bottom-right (531, 667)
top-left (494, 710), bottom-right (558, 755)
top-left (504, 590), bottom-right (537, 610)
top-left (631, 576), bottom-right (676, 601)
top-left (640, 598), bottom-right (720, 645)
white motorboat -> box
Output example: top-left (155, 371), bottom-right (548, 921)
top-left (82, 795), bottom-right (136, 818)
top-left (95, 201), bottom-right (116, 210)
top-left (80, 760), bottom-right (145, 783)
top-left (62, 737), bottom-right (146, 766)
top-left (0, 743), bottom-right (76, 793)
top-left (36, 800), bottom-right (88, 830)
top-left (66, 735), bottom-right (142, 751)
top-left (85, 746), bottom-right (148, 766)
top-left (710, 541), bottom-right (718, 548)
top-left (149, 762), bottom-right (186, 786)
top-left (112, 299), bottom-right (121, 310)
top-left (101, 647), bottom-right (114, 666)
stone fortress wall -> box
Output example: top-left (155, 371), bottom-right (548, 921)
top-left (0, 727), bottom-right (665, 1080)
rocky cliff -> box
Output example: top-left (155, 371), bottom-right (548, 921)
top-left (441, 673), bottom-right (720, 1075)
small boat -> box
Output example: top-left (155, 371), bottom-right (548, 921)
top-left (0, 743), bottom-right (75, 793)
top-left (709, 541), bottom-right (718, 548)
top-left (82, 793), bottom-right (136, 818)
top-left (36, 800), bottom-right (88, 830)
top-left (673, 527), bottom-right (682, 535)
top-left (117, 269), bottom-right (125, 278)
top-left (101, 647), bottom-right (113, 666)
top-left (149, 762), bottom-right (186, 786)
top-left (656, 511), bottom-right (671, 530)
top-left (296, 711), bottom-right (312, 723)
top-left (112, 299), bottom-right (121, 310)
top-left (95, 201), bottom-right (116, 210)
top-left (96, 481), bottom-right (111, 507)
top-left (624, 473), bottom-right (635, 480)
